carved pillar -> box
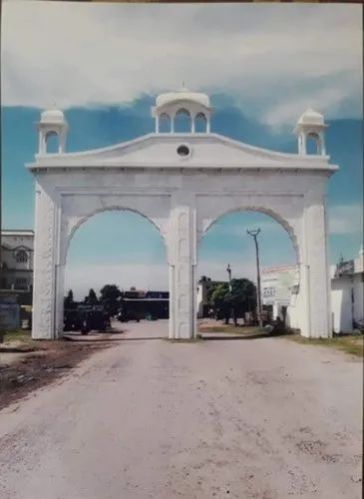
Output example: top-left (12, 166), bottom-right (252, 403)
top-left (303, 194), bottom-right (332, 338)
top-left (297, 262), bottom-right (311, 337)
top-left (54, 264), bottom-right (65, 336)
top-left (155, 115), bottom-right (159, 134)
top-left (32, 184), bottom-right (58, 339)
top-left (206, 117), bottom-right (211, 133)
top-left (54, 210), bottom-right (70, 337)
top-left (168, 204), bottom-right (196, 339)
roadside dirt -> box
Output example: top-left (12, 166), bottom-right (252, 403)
top-left (0, 333), bottom-right (116, 411)
top-left (0, 321), bottom-right (362, 498)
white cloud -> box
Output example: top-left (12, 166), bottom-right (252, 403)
top-left (264, 85), bottom-right (355, 130)
top-left (1, 2), bottom-right (362, 126)
top-left (328, 203), bottom-right (363, 236)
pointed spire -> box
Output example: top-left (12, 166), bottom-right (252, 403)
top-left (179, 82), bottom-right (189, 92)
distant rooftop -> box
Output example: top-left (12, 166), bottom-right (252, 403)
top-left (2, 230), bottom-right (34, 236)
top-left (261, 264), bottom-right (297, 274)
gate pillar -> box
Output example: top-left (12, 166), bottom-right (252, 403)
top-left (303, 196), bottom-right (332, 338)
top-left (32, 185), bottom-right (58, 339)
top-left (167, 204), bottom-right (197, 339)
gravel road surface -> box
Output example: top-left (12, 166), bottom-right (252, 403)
top-left (0, 320), bottom-right (362, 498)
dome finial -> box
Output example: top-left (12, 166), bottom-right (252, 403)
top-left (179, 81), bottom-right (188, 92)
top-left (38, 106), bottom-right (68, 155)
top-left (152, 86), bottom-right (212, 134)
top-left (295, 107), bottom-right (328, 156)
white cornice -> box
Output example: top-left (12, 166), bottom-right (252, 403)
top-left (27, 132), bottom-right (337, 173)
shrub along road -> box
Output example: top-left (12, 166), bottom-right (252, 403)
top-left (0, 320), bottom-right (362, 498)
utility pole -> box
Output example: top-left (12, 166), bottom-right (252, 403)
top-left (226, 263), bottom-right (232, 292)
top-left (226, 263), bottom-right (235, 325)
top-left (247, 228), bottom-right (263, 327)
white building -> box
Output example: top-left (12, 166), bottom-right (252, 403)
top-left (275, 248), bottom-right (364, 333)
top-left (0, 230), bottom-right (34, 304)
top-left (261, 265), bottom-right (299, 321)
top-left (330, 247), bottom-right (364, 333)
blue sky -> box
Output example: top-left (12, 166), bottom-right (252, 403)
top-left (1, 3), bottom-right (362, 298)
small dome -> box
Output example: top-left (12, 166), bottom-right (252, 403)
top-left (297, 108), bottom-right (325, 126)
top-left (40, 108), bottom-right (66, 124)
top-left (156, 86), bottom-right (210, 109)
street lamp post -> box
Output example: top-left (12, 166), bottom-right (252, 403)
top-left (247, 228), bottom-right (263, 327)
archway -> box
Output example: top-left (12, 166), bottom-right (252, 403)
top-left (174, 109), bottom-right (191, 133)
top-left (30, 90), bottom-right (336, 341)
top-left (62, 209), bottom-right (168, 337)
top-left (158, 113), bottom-right (171, 133)
top-left (197, 210), bottom-right (300, 331)
top-left (45, 131), bottom-right (59, 153)
top-left (306, 133), bottom-right (321, 155)
top-left (195, 113), bottom-right (207, 133)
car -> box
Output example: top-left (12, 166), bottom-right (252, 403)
top-left (64, 306), bottom-right (110, 334)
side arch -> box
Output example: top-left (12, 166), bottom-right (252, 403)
top-left (56, 204), bottom-right (170, 337)
top-left (159, 113), bottom-right (171, 133)
top-left (197, 202), bottom-right (305, 333)
top-left (59, 192), bottom-right (172, 267)
top-left (194, 112), bottom-right (207, 133)
top-left (199, 205), bottom-right (301, 267)
top-left (65, 205), bottom-right (167, 263)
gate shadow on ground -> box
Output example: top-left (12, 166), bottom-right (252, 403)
top-left (118, 336), bottom-right (165, 341)
top-left (62, 336), bottom-right (125, 343)
top-left (198, 331), bottom-right (293, 341)
top-left (62, 329), bottom-right (124, 343)
top-left (62, 332), bottom-right (165, 343)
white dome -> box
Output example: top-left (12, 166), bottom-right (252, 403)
top-left (156, 86), bottom-right (210, 109)
top-left (40, 108), bottom-right (66, 124)
top-left (297, 108), bottom-right (325, 126)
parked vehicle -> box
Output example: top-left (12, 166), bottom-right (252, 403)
top-left (64, 305), bottom-right (110, 334)
top-left (353, 318), bottom-right (364, 333)
top-left (117, 309), bottom-right (141, 323)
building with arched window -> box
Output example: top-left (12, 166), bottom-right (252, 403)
top-left (0, 230), bottom-right (34, 305)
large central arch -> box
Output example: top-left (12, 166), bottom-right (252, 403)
top-left (29, 89), bottom-right (337, 340)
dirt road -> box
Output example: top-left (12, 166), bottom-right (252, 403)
top-left (0, 321), bottom-right (362, 498)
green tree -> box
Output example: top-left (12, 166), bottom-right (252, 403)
top-left (84, 288), bottom-right (98, 305)
top-left (230, 278), bottom-right (257, 318)
top-left (100, 284), bottom-right (121, 316)
top-left (210, 278), bottom-right (256, 325)
top-left (211, 282), bottom-right (232, 323)
top-left (64, 289), bottom-right (76, 309)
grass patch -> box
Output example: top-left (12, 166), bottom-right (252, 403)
top-left (198, 324), bottom-right (264, 336)
top-left (287, 333), bottom-right (363, 357)
top-left (164, 337), bottom-right (203, 343)
top-left (1, 330), bottom-right (38, 354)
top-left (2, 329), bottom-right (32, 343)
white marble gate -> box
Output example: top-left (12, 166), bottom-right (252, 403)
top-left (29, 90), bottom-right (337, 339)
